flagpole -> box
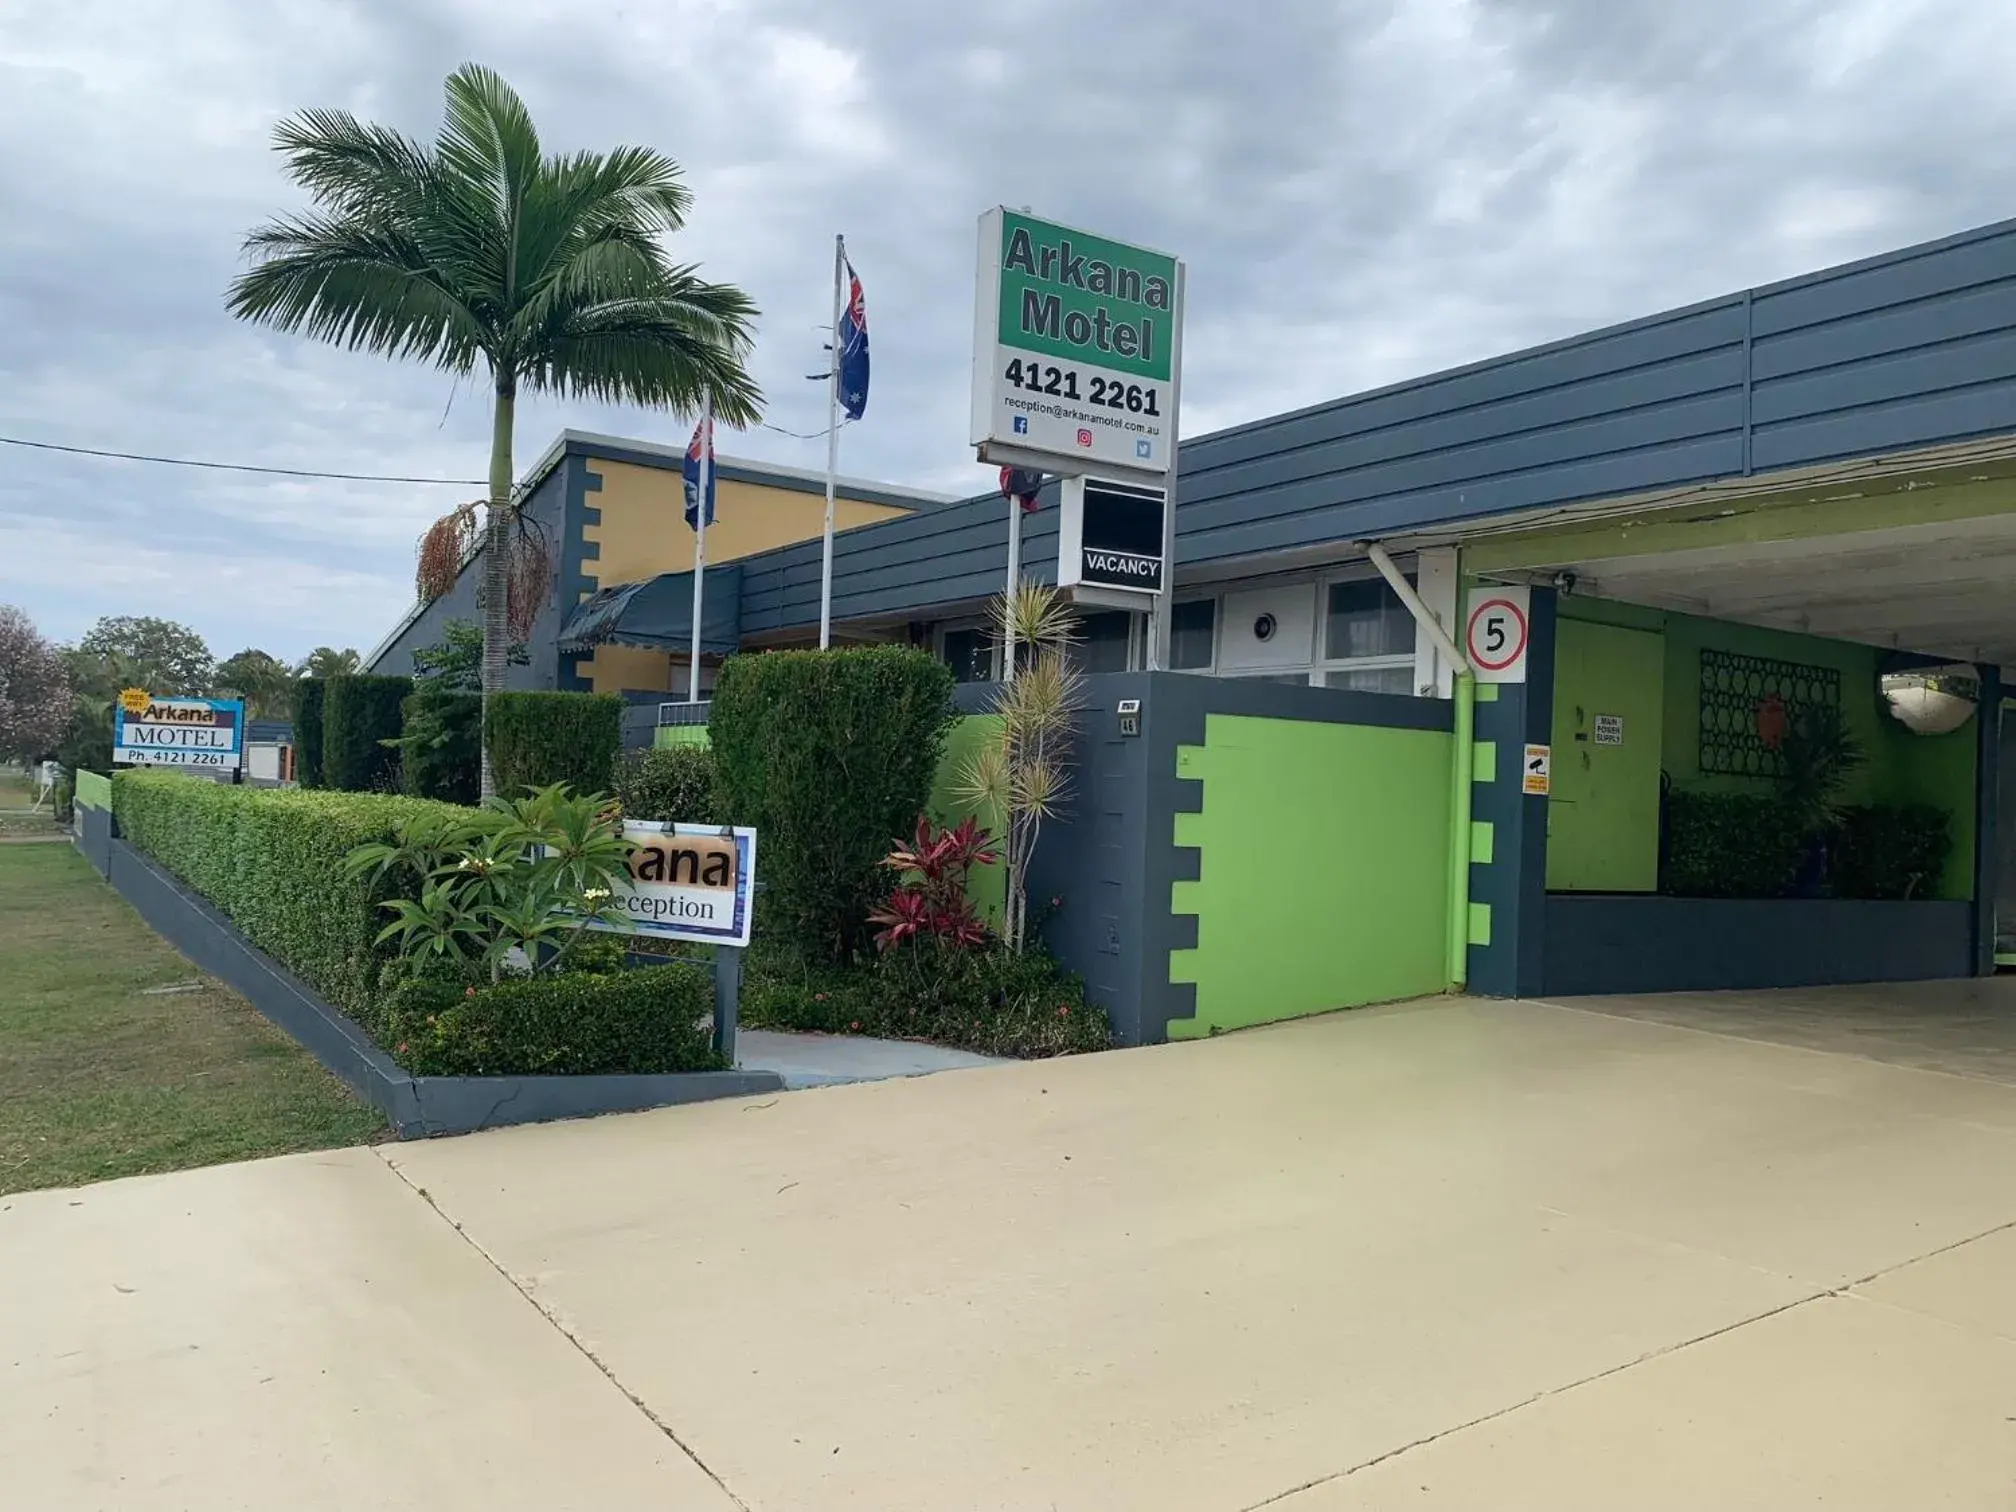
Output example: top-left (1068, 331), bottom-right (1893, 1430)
top-left (687, 393), bottom-right (711, 703)
top-left (818, 233), bottom-right (843, 650)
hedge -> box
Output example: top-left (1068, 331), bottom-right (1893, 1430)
top-left (741, 938), bottom-right (1109, 1057)
top-left (485, 691), bottom-right (622, 797)
top-left (293, 677), bottom-right (326, 787)
top-left (323, 674), bottom-right (412, 792)
top-left (1830, 804), bottom-right (1955, 900)
top-left (381, 963), bottom-right (724, 1076)
top-left (711, 646), bottom-right (956, 961)
top-left (113, 771), bottom-right (468, 1026)
top-left (398, 687), bottom-right (482, 804)
top-left (1662, 791), bottom-right (1805, 899)
top-left (615, 744), bottom-right (720, 825)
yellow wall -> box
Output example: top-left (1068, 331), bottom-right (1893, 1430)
top-left (574, 456), bottom-right (914, 695)
top-left (579, 459), bottom-right (908, 590)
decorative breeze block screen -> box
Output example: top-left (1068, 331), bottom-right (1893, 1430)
top-left (1698, 648), bottom-right (1840, 778)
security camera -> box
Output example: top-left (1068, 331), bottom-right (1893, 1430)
top-left (1253, 612), bottom-right (1277, 643)
top-left (1553, 571), bottom-right (1578, 597)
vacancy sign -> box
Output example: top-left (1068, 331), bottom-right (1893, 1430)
top-left (1464, 586), bottom-right (1531, 684)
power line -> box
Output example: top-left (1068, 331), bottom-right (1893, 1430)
top-left (0, 433), bottom-right (487, 485)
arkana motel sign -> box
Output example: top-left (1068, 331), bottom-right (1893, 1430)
top-left (972, 208), bottom-right (1185, 641)
top-left (971, 208), bottom-right (1184, 482)
top-left (112, 693), bottom-right (246, 772)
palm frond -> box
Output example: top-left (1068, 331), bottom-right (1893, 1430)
top-left (227, 213), bottom-right (486, 369)
top-left (519, 274), bottom-right (763, 424)
top-left (271, 109), bottom-right (437, 219)
top-left (436, 63), bottom-right (542, 244)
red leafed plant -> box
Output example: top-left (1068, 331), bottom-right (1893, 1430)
top-left (869, 815), bottom-right (1000, 951)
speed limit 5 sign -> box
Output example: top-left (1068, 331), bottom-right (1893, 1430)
top-left (1464, 586), bottom-right (1531, 684)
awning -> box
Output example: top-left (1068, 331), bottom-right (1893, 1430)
top-left (559, 566), bottom-right (743, 657)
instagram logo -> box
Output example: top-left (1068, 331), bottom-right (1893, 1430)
top-left (1076, 428), bottom-right (1093, 447)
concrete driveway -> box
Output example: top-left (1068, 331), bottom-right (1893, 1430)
top-left (7, 991), bottom-right (2016, 1509)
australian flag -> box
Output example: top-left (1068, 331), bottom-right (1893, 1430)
top-left (682, 413), bottom-right (715, 529)
top-left (838, 257), bottom-right (869, 421)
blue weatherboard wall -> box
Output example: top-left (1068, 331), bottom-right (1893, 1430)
top-left (739, 216), bottom-right (2016, 637)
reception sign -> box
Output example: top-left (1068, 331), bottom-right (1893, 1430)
top-left (589, 821), bottom-right (757, 947)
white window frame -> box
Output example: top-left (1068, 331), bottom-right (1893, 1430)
top-left (1163, 563), bottom-right (1430, 693)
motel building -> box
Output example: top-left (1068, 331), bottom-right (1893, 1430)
top-left (368, 214), bottom-right (2016, 1046)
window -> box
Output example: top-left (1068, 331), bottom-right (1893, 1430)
top-left (1170, 599), bottom-right (1215, 670)
top-left (1319, 576), bottom-right (1418, 695)
top-left (1324, 579), bottom-right (1414, 661)
top-left (1072, 611), bottom-right (1134, 674)
top-left (941, 626), bottom-right (993, 683)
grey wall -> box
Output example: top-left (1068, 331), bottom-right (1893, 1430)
top-left (1541, 896), bottom-right (1975, 995)
top-left (741, 216), bottom-right (2016, 637)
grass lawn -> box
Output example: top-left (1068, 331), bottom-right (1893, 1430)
top-left (0, 768), bottom-right (63, 837)
top-left (0, 842), bottom-right (385, 1195)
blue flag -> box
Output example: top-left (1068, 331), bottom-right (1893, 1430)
top-left (838, 258), bottom-right (869, 421)
top-left (682, 413), bottom-right (715, 529)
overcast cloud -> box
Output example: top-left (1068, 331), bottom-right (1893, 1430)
top-left (3, 0), bottom-right (2014, 660)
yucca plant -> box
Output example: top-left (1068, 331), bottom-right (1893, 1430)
top-left (955, 582), bottom-right (1085, 952)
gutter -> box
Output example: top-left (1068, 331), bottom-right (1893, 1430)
top-left (1364, 543), bottom-right (1474, 991)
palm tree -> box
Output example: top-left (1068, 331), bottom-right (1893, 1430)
top-left (296, 647), bottom-right (361, 679)
top-left (228, 64), bottom-right (761, 796)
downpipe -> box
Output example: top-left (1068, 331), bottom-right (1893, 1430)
top-left (1365, 543), bottom-right (1474, 991)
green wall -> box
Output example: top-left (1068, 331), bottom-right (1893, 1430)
top-left (652, 724), bottom-right (711, 749)
top-left (73, 770), bottom-right (112, 812)
top-left (926, 714), bottom-right (1007, 926)
top-left (1559, 600), bottom-right (1976, 899)
top-left (1167, 713), bottom-right (1453, 1038)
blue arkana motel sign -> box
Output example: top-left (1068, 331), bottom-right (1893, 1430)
top-left (113, 693), bottom-right (246, 772)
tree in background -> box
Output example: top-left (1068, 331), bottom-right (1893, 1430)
top-left (214, 648), bottom-right (298, 720)
top-left (75, 615), bottom-right (213, 694)
top-left (392, 620), bottom-right (524, 804)
top-left (227, 63), bottom-right (761, 798)
top-left (298, 647), bottom-right (361, 679)
top-left (0, 605), bottom-right (73, 763)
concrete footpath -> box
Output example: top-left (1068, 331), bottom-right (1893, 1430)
top-left (6, 994), bottom-right (2016, 1509)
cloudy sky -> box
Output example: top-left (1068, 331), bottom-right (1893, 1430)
top-left (3, 0), bottom-right (2014, 662)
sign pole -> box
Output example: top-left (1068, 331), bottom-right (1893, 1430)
top-left (818, 233), bottom-right (843, 650)
top-left (687, 392), bottom-right (711, 703)
top-left (1004, 496), bottom-right (1021, 683)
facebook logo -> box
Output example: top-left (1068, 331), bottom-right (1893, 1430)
top-left (1135, 439), bottom-right (1153, 460)
top-left (1012, 414), bottom-right (1029, 434)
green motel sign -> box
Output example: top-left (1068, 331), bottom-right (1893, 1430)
top-left (971, 208), bottom-right (1185, 478)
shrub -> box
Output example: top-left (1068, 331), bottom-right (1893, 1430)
top-left (381, 963), bottom-right (725, 1076)
top-left (1662, 790), bottom-right (1805, 898)
top-left (114, 771), bottom-right (469, 1029)
top-left (711, 646), bottom-right (956, 961)
top-left (323, 674), bottom-right (412, 792)
top-left (397, 687), bottom-right (482, 803)
top-left (615, 744), bottom-right (720, 825)
top-left (869, 816), bottom-right (996, 950)
top-left (485, 691), bottom-right (622, 797)
top-left (1831, 804), bottom-right (1954, 900)
top-left (742, 938), bottom-right (1109, 1058)
top-left (293, 677), bottom-right (327, 787)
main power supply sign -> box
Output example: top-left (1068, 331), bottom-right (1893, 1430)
top-left (971, 208), bottom-right (1185, 479)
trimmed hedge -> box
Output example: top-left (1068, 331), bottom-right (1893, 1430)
top-left (324, 674), bottom-right (412, 792)
top-left (1662, 791), bottom-right (1805, 899)
top-left (1831, 804), bottom-right (1955, 900)
top-left (615, 744), bottom-right (720, 825)
top-left (712, 646), bottom-right (956, 961)
top-left (293, 677), bottom-right (326, 787)
top-left (399, 687), bottom-right (482, 804)
top-left (485, 691), bottom-right (622, 797)
top-left (381, 963), bottom-right (724, 1076)
top-left (742, 938), bottom-right (1109, 1057)
top-left (113, 771), bottom-right (469, 1025)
